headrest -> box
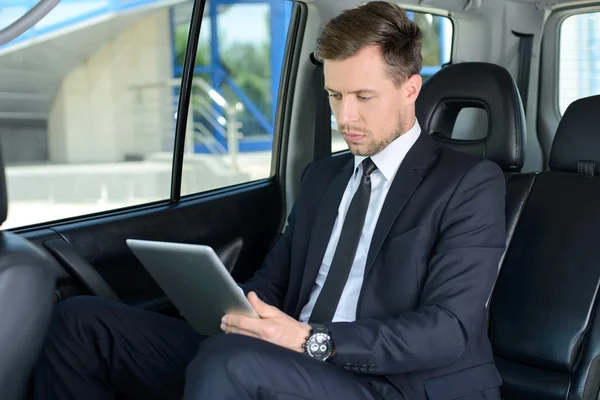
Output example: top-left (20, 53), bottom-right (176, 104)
top-left (416, 62), bottom-right (526, 172)
top-left (0, 141), bottom-right (6, 226)
top-left (549, 95), bottom-right (600, 176)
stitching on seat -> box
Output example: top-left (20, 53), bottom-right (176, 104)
top-left (510, 78), bottom-right (523, 168)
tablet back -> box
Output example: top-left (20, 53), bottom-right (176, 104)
top-left (126, 239), bottom-right (257, 335)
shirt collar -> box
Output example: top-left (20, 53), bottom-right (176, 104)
top-left (354, 119), bottom-right (422, 182)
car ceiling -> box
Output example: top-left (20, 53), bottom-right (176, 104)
top-left (309, 0), bottom-right (600, 20)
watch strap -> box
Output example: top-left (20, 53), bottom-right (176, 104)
top-left (309, 323), bottom-right (329, 335)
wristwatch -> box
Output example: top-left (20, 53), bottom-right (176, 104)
top-left (302, 323), bottom-right (335, 361)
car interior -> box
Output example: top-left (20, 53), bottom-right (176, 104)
top-left (0, 0), bottom-right (599, 398)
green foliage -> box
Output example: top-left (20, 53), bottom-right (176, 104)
top-left (221, 41), bottom-right (271, 117)
top-left (174, 22), bottom-right (272, 122)
top-left (174, 25), bottom-right (210, 66)
top-left (415, 13), bottom-right (444, 66)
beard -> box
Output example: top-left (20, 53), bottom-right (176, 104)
top-left (339, 113), bottom-right (406, 156)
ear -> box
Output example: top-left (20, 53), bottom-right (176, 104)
top-left (404, 74), bottom-right (422, 105)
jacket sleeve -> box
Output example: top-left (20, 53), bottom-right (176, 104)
top-left (325, 160), bottom-right (506, 375)
top-left (238, 205), bottom-right (296, 308)
top-left (238, 162), bottom-right (313, 308)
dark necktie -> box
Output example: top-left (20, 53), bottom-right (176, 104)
top-left (309, 157), bottom-right (378, 324)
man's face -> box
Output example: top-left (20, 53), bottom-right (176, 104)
top-left (323, 46), bottom-right (421, 156)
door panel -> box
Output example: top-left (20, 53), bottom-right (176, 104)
top-left (43, 238), bottom-right (121, 302)
top-left (19, 181), bottom-right (282, 314)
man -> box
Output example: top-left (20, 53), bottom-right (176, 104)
top-left (32, 2), bottom-right (506, 399)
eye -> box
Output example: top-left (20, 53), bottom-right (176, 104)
top-left (357, 95), bottom-right (372, 101)
top-left (328, 93), bottom-right (342, 101)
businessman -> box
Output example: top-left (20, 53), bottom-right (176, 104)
top-left (32, 2), bottom-right (506, 399)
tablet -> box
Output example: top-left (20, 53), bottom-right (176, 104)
top-left (126, 239), bottom-right (258, 336)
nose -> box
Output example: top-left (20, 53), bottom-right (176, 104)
top-left (336, 97), bottom-right (359, 126)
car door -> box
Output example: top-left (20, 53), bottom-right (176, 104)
top-left (0, 0), bottom-right (305, 317)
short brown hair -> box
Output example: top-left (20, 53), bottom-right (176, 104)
top-left (315, 1), bottom-right (423, 86)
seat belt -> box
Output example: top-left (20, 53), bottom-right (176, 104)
top-left (310, 52), bottom-right (331, 160)
top-left (512, 31), bottom-right (534, 115)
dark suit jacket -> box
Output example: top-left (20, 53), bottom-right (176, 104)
top-left (242, 131), bottom-right (506, 400)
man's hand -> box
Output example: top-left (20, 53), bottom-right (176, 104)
top-left (221, 291), bottom-right (312, 353)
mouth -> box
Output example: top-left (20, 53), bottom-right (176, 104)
top-left (343, 132), bottom-right (365, 144)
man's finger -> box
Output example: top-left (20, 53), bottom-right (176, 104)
top-left (223, 314), bottom-right (264, 336)
top-left (248, 292), bottom-right (280, 318)
top-left (220, 323), bottom-right (261, 339)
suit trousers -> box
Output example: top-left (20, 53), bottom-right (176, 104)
top-left (31, 296), bottom-right (390, 400)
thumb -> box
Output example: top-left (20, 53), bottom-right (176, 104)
top-left (248, 292), bottom-right (278, 317)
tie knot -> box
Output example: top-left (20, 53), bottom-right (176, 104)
top-left (361, 158), bottom-right (377, 176)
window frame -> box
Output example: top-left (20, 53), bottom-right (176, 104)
top-left (175, 0), bottom-right (303, 202)
top-left (537, 4), bottom-right (600, 170)
top-left (556, 10), bottom-right (600, 117)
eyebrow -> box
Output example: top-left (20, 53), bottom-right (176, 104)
top-left (324, 87), bottom-right (378, 95)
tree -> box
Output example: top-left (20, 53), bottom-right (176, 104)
top-left (220, 41), bottom-right (271, 117)
top-left (174, 21), bottom-right (273, 131)
top-left (415, 13), bottom-right (443, 66)
top-left (174, 24), bottom-right (210, 66)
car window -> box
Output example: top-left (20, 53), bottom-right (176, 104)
top-left (558, 11), bottom-right (600, 115)
top-left (0, 1), bottom-right (201, 229)
top-left (0, 0), bottom-right (294, 229)
top-left (331, 11), bottom-right (453, 153)
top-left (180, 1), bottom-right (293, 196)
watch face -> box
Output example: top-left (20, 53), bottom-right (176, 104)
top-left (306, 332), bottom-right (332, 360)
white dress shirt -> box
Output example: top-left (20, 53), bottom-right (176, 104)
top-left (298, 120), bottom-right (422, 323)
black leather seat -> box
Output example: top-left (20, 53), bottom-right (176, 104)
top-left (489, 95), bottom-right (600, 400)
top-left (417, 62), bottom-right (525, 172)
top-left (416, 62), bottom-right (535, 256)
top-left (0, 144), bottom-right (55, 399)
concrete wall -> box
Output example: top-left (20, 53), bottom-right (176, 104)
top-left (0, 120), bottom-right (48, 164)
top-left (48, 9), bottom-right (173, 163)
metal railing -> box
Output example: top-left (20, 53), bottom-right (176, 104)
top-left (129, 77), bottom-right (243, 169)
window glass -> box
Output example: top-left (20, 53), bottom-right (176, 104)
top-left (0, 0), bottom-right (294, 229)
top-left (331, 11), bottom-right (453, 153)
top-left (0, 0), bottom-right (199, 229)
top-left (558, 12), bottom-right (600, 115)
top-left (180, 1), bottom-right (293, 195)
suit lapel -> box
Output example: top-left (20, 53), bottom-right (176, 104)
top-left (294, 157), bottom-right (354, 317)
top-left (364, 132), bottom-right (439, 277)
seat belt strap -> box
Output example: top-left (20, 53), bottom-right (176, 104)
top-left (310, 53), bottom-right (331, 160)
top-left (512, 31), bottom-right (534, 115)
